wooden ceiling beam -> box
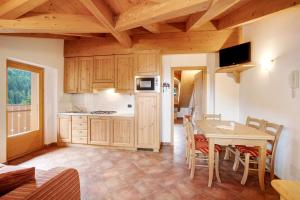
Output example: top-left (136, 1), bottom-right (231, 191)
top-left (186, 0), bottom-right (240, 31)
top-left (0, 0), bottom-right (49, 19)
top-left (0, 13), bottom-right (109, 34)
top-left (78, 0), bottom-right (132, 47)
top-left (0, 33), bottom-right (79, 40)
top-left (216, 0), bottom-right (300, 30)
top-left (64, 28), bottom-right (241, 56)
top-left (143, 23), bottom-right (161, 33)
top-left (115, 0), bottom-right (211, 31)
top-left (143, 23), bottom-right (187, 33)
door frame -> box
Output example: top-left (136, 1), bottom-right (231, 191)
top-left (6, 60), bottom-right (44, 161)
top-left (170, 66), bottom-right (207, 145)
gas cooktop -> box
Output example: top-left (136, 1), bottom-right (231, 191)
top-left (90, 110), bottom-right (117, 115)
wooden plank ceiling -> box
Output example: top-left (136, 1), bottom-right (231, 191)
top-left (0, 0), bottom-right (299, 50)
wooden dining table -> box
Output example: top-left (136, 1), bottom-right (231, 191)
top-left (195, 120), bottom-right (275, 191)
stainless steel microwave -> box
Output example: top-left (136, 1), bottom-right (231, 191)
top-left (135, 76), bottom-right (160, 93)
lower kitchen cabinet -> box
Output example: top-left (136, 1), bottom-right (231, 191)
top-left (58, 115), bottom-right (71, 143)
top-left (58, 115), bottom-right (136, 150)
top-left (112, 117), bottom-right (134, 147)
top-left (88, 117), bottom-right (112, 146)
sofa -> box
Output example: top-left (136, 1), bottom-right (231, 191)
top-left (0, 164), bottom-right (80, 200)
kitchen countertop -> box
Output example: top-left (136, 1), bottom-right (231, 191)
top-left (58, 112), bottom-right (134, 117)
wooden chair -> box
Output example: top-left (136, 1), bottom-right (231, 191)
top-left (224, 116), bottom-right (266, 161)
top-left (183, 116), bottom-right (191, 164)
top-left (194, 114), bottom-right (222, 143)
top-left (233, 121), bottom-right (283, 185)
top-left (183, 115), bottom-right (209, 167)
top-left (186, 121), bottom-right (222, 181)
top-left (203, 114), bottom-right (222, 121)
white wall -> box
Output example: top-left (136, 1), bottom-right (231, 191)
top-left (162, 54), bottom-right (210, 142)
top-left (240, 8), bottom-right (300, 179)
top-left (0, 36), bottom-right (66, 163)
top-left (70, 89), bottom-right (134, 114)
top-left (215, 73), bottom-right (240, 121)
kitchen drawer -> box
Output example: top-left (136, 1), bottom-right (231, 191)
top-left (72, 116), bottom-right (88, 123)
top-left (72, 136), bottom-right (87, 144)
top-left (72, 122), bottom-right (87, 130)
top-left (72, 130), bottom-right (87, 137)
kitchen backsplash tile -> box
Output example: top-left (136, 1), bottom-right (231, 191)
top-left (70, 89), bottom-right (135, 113)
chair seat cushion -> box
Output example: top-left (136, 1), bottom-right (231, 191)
top-left (236, 145), bottom-right (272, 157)
top-left (195, 140), bottom-right (222, 154)
top-left (194, 134), bottom-right (207, 142)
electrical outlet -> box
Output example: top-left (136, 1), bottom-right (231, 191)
top-left (127, 104), bottom-right (132, 108)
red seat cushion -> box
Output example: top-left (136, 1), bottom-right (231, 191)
top-left (194, 134), bottom-right (207, 142)
top-left (237, 146), bottom-right (272, 157)
top-left (195, 140), bottom-right (222, 154)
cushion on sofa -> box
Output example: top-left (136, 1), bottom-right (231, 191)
top-left (0, 166), bottom-right (35, 196)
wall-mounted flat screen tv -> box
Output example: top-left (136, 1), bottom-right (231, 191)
top-left (219, 42), bottom-right (251, 67)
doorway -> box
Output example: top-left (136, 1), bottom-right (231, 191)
top-left (171, 67), bottom-right (207, 146)
top-left (6, 60), bottom-right (44, 160)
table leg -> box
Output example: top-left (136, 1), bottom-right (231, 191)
top-left (258, 143), bottom-right (267, 191)
top-left (208, 138), bottom-right (215, 187)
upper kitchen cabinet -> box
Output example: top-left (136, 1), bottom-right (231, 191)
top-left (115, 54), bottom-right (134, 93)
top-left (93, 56), bottom-right (115, 83)
top-left (64, 57), bottom-right (78, 93)
top-left (135, 50), bottom-right (161, 75)
top-left (78, 57), bottom-right (93, 93)
top-left (64, 57), bottom-right (93, 93)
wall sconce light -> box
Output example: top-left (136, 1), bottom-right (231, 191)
top-left (261, 58), bottom-right (275, 72)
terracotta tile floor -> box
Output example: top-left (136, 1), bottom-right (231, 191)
top-left (9, 124), bottom-right (279, 200)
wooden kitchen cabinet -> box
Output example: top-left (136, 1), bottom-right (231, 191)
top-left (115, 54), bottom-right (134, 93)
top-left (135, 50), bottom-right (160, 75)
top-left (135, 93), bottom-right (160, 152)
top-left (71, 116), bottom-right (88, 144)
top-left (89, 117), bottom-right (112, 145)
top-left (64, 57), bottom-right (78, 93)
top-left (93, 56), bottom-right (115, 83)
top-left (58, 115), bottom-right (72, 143)
top-left (78, 57), bottom-right (93, 93)
top-left (112, 117), bottom-right (134, 147)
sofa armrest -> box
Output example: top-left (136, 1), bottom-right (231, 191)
top-left (0, 167), bottom-right (80, 200)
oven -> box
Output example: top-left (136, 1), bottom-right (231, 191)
top-left (135, 76), bottom-right (160, 93)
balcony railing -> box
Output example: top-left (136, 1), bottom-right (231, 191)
top-left (7, 104), bottom-right (31, 136)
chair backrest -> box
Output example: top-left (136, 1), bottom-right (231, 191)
top-left (203, 114), bottom-right (221, 121)
top-left (246, 116), bottom-right (266, 130)
top-left (183, 116), bottom-right (191, 143)
top-left (186, 121), bottom-right (195, 153)
top-left (264, 122), bottom-right (283, 157)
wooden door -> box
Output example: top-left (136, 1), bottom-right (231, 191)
top-left (135, 51), bottom-right (160, 75)
top-left (6, 60), bottom-right (44, 160)
top-left (64, 57), bottom-right (78, 93)
top-left (58, 116), bottom-right (71, 143)
top-left (115, 55), bottom-right (134, 92)
top-left (93, 56), bottom-right (115, 83)
top-left (89, 117), bottom-right (112, 145)
top-left (112, 117), bottom-right (134, 147)
top-left (135, 94), bottom-right (160, 150)
top-left (78, 57), bottom-right (93, 93)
